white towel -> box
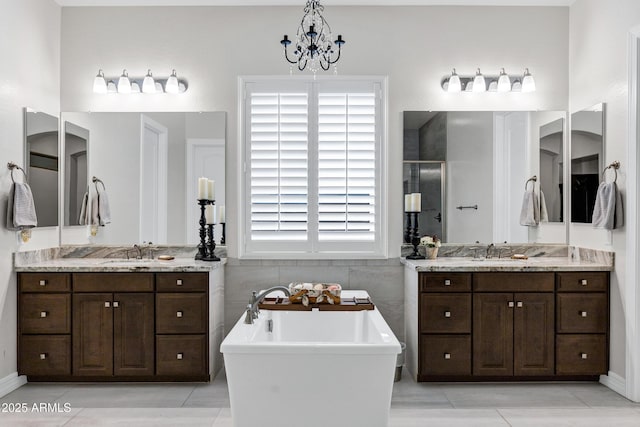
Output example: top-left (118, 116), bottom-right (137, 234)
top-left (96, 182), bottom-right (111, 225)
top-left (520, 189), bottom-right (540, 226)
top-left (6, 183), bottom-right (38, 230)
top-left (592, 182), bottom-right (624, 230)
top-left (539, 189), bottom-right (549, 223)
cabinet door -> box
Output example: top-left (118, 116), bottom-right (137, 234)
top-left (73, 293), bottom-right (113, 376)
top-left (113, 293), bottom-right (155, 376)
top-left (473, 293), bottom-right (513, 376)
top-left (514, 293), bottom-right (554, 376)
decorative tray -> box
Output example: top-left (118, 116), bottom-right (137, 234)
top-left (288, 282), bottom-right (342, 305)
top-left (257, 295), bottom-right (374, 312)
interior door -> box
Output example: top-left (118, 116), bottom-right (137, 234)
top-left (73, 293), bottom-right (113, 376)
top-left (402, 162), bottom-right (444, 241)
top-left (140, 115), bottom-right (168, 244)
top-left (113, 293), bottom-right (154, 376)
top-left (473, 293), bottom-right (514, 376)
top-left (514, 293), bottom-right (554, 376)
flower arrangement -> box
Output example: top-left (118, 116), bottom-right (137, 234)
top-left (420, 235), bottom-right (441, 248)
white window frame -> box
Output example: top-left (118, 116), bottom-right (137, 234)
top-left (238, 75), bottom-right (388, 259)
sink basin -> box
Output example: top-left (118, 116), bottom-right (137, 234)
top-left (102, 258), bottom-right (156, 264)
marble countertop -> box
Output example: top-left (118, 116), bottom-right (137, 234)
top-left (14, 257), bottom-right (227, 273)
top-left (401, 256), bottom-right (613, 272)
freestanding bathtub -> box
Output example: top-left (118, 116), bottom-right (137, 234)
top-left (221, 291), bottom-right (401, 427)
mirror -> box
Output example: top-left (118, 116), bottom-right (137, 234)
top-left (570, 103), bottom-right (604, 223)
top-left (25, 108), bottom-right (59, 227)
top-left (403, 110), bottom-right (566, 244)
top-left (63, 121), bottom-right (89, 226)
top-left (61, 112), bottom-right (226, 245)
top-left (538, 116), bottom-right (565, 222)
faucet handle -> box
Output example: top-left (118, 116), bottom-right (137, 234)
top-left (244, 304), bottom-right (254, 324)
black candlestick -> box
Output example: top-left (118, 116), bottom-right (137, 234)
top-left (195, 199), bottom-right (208, 260)
top-left (204, 223), bottom-right (220, 261)
top-left (220, 222), bottom-right (226, 245)
top-left (404, 212), bottom-right (412, 243)
top-left (407, 212), bottom-right (425, 260)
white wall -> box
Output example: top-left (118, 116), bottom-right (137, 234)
top-left (60, 5), bottom-right (569, 257)
top-left (569, 0), bottom-right (640, 393)
top-left (0, 0), bottom-right (60, 382)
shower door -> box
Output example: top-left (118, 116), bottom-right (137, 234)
top-left (403, 162), bottom-right (445, 242)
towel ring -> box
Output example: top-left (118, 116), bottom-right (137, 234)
top-left (602, 161), bottom-right (620, 183)
top-left (92, 176), bottom-right (106, 190)
top-left (525, 175), bottom-right (537, 190)
top-left (7, 162), bottom-right (27, 183)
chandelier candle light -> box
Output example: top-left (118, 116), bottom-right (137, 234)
top-left (280, 0), bottom-right (345, 74)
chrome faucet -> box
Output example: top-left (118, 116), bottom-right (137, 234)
top-left (244, 286), bottom-right (291, 324)
top-left (132, 244), bottom-right (143, 259)
top-left (485, 243), bottom-right (495, 259)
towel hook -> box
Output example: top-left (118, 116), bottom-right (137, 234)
top-left (92, 176), bottom-right (106, 190)
top-left (525, 175), bottom-right (537, 190)
top-left (7, 162), bottom-right (28, 183)
top-left (602, 161), bottom-right (620, 183)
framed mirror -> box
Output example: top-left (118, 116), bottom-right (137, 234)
top-left (570, 103), bottom-right (604, 223)
top-left (25, 108), bottom-right (59, 227)
top-left (61, 111), bottom-right (226, 245)
top-left (403, 110), bottom-right (567, 244)
top-left (538, 116), bottom-right (565, 223)
top-left (63, 121), bottom-right (89, 227)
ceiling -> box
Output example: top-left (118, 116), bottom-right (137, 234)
top-left (54, 0), bottom-right (574, 7)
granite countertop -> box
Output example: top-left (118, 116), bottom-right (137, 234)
top-left (14, 257), bottom-right (227, 273)
top-left (401, 256), bottom-right (613, 272)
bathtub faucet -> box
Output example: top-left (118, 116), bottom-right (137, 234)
top-left (244, 286), bottom-right (291, 324)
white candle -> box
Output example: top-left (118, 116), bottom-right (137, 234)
top-left (411, 193), bottom-right (422, 212)
top-left (404, 194), bottom-right (412, 212)
top-left (208, 179), bottom-right (215, 201)
top-left (198, 177), bottom-right (208, 200)
top-left (205, 205), bottom-right (215, 224)
top-left (219, 205), bottom-right (226, 223)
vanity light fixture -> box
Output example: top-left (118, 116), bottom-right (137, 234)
top-left (441, 68), bottom-right (536, 93)
top-left (92, 69), bottom-right (188, 94)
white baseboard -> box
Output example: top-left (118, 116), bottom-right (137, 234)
top-left (0, 372), bottom-right (27, 398)
top-left (600, 371), bottom-right (626, 396)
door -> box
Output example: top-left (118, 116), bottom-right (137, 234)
top-left (140, 115), bottom-right (168, 244)
top-left (73, 293), bottom-right (113, 376)
top-left (473, 293), bottom-right (513, 376)
top-left (514, 293), bottom-right (554, 376)
top-left (402, 162), bottom-right (445, 241)
top-left (113, 293), bottom-right (154, 376)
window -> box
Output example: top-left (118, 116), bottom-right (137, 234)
top-left (241, 77), bottom-right (386, 258)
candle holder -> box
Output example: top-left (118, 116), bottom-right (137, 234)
top-left (204, 223), bottom-right (221, 261)
top-left (406, 212), bottom-right (425, 260)
top-left (195, 199), bottom-right (208, 260)
top-left (220, 222), bottom-right (226, 245)
top-left (404, 212), bottom-right (412, 243)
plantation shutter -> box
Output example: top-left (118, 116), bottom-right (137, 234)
top-left (249, 91), bottom-right (309, 241)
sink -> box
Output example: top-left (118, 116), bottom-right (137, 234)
top-left (102, 258), bottom-right (156, 264)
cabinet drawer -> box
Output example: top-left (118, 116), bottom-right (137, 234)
top-left (473, 273), bottom-right (554, 292)
top-left (556, 335), bottom-right (607, 375)
top-left (557, 293), bottom-right (607, 333)
top-left (20, 294), bottom-right (71, 334)
top-left (420, 335), bottom-right (471, 376)
top-left (156, 335), bottom-right (207, 376)
top-left (73, 273), bottom-right (154, 292)
top-left (19, 273), bottom-right (70, 293)
top-left (557, 272), bottom-right (608, 292)
top-left (19, 335), bottom-right (71, 376)
top-left (156, 293), bottom-right (207, 334)
top-left (156, 273), bottom-right (208, 292)
top-left (420, 273), bottom-right (471, 292)
top-left (420, 294), bottom-right (471, 333)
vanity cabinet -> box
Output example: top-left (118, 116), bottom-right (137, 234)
top-left (416, 270), bottom-right (609, 381)
top-left (18, 270), bottom-right (215, 382)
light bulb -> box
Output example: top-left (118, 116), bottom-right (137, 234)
top-left (497, 68), bottom-right (511, 92)
top-left (131, 81), bottom-right (141, 93)
top-left (142, 69), bottom-right (155, 93)
top-left (165, 69), bottom-right (179, 94)
top-left (472, 68), bottom-right (486, 93)
top-left (117, 69), bottom-right (131, 94)
top-left (93, 69), bottom-right (107, 94)
top-left (447, 68), bottom-right (461, 93)
top-left (106, 80), bottom-right (117, 93)
top-left (522, 68), bottom-right (536, 93)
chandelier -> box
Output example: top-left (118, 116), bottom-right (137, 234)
top-left (280, 0), bottom-right (346, 73)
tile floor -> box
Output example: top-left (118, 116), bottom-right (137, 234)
top-left (0, 369), bottom-right (638, 426)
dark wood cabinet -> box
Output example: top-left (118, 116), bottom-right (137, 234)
top-left (473, 293), bottom-right (514, 376)
top-left (73, 293), bottom-right (114, 376)
top-left (513, 292), bottom-right (554, 376)
top-left (113, 293), bottom-right (155, 376)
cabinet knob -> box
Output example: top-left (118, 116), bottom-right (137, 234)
top-left (39, 353), bottom-right (47, 360)
top-left (516, 301), bottom-right (523, 308)
top-left (113, 301), bottom-right (119, 308)
top-left (40, 311), bottom-right (48, 318)
top-left (105, 301), bottom-right (111, 308)
top-left (444, 311), bottom-right (451, 318)
top-left (444, 279), bottom-right (451, 286)
top-left (581, 353), bottom-right (588, 359)
top-left (581, 279), bottom-right (588, 286)
top-left (580, 311), bottom-right (587, 317)
top-left (177, 311), bottom-right (183, 318)
top-left (177, 353), bottom-right (183, 360)
top-left (508, 301), bottom-right (515, 308)
top-left (444, 353), bottom-right (451, 360)
top-left (176, 279), bottom-right (183, 286)
top-left (39, 280), bottom-right (47, 286)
